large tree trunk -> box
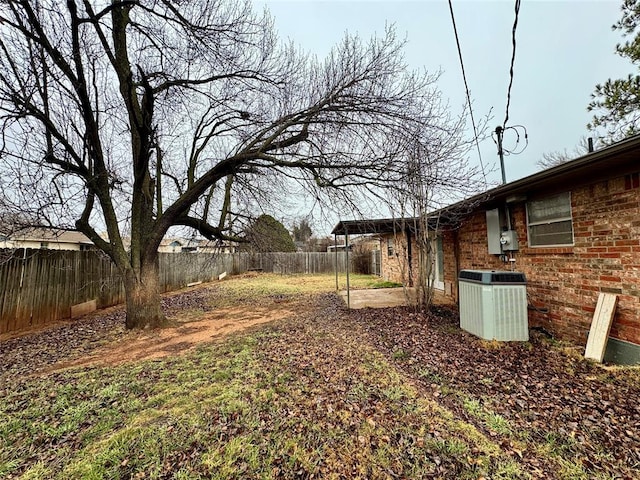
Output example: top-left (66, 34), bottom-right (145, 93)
top-left (123, 257), bottom-right (167, 329)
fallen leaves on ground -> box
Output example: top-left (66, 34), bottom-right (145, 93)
top-left (1, 294), bottom-right (519, 479)
top-left (1, 277), bottom-right (639, 479)
top-left (352, 305), bottom-right (640, 478)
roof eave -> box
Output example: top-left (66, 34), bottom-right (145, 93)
top-left (433, 133), bottom-right (640, 217)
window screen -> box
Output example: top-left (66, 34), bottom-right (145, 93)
top-left (527, 192), bottom-right (574, 247)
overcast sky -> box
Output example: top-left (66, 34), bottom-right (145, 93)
top-left (256, 0), bottom-right (631, 189)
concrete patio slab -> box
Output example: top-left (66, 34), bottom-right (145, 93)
top-left (339, 287), bottom-right (416, 309)
top-left (338, 287), bottom-right (456, 309)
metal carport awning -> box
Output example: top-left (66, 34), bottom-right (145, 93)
top-left (330, 217), bottom-right (421, 308)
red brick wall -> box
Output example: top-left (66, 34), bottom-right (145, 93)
top-left (380, 233), bottom-right (416, 285)
top-left (444, 173), bottom-right (640, 346)
top-left (380, 231), bottom-right (458, 295)
top-left (441, 230), bottom-right (458, 297)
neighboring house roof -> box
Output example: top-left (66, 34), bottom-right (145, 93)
top-left (159, 238), bottom-right (183, 247)
top-left (333, 133), bottom-right (640, 235)
top-left (4, 227), bottom-right (93, 245)
top-left (327, 244), bottom-right (352, 251)
top-left (158, 237), bottom-right (236, 251)
top-left (198, 239), bottom-right (236, 248)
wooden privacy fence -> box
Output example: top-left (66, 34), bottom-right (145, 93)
top-left (0, 249), bottom-right (354, 334)
top-left (238, 251), bottom-right (349, 274)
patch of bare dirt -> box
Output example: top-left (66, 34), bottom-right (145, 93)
top-left (0, 282), bottom-right (304, 379)
top-left (54, 305), bottom-right (296, 369)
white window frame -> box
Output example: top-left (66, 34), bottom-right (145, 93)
top-left (432, 236), bottom-right (445, 291)
top-left (526, 192), bottom-right (574, 247)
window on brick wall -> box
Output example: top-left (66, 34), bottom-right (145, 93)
top-left (526, 192), bottom-right (574, 247)
top-left (434, 236), bottom-right (444, 290)
top-left (387, 238), bottom-right (394, 256)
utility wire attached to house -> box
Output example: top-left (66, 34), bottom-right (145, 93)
top-left (503, 0), bottom-right (521, 128)
top-left (492, 124), bottom-right (528, 156)
top-left (496, 0), bottom-right (525, 184)
top-left (447, 0), bottom-right (487, 183)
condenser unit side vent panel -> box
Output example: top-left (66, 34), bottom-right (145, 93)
top-left (492, 286), bottom-right (529, 341)
top-left (459, 281), bottom-right (486, 338)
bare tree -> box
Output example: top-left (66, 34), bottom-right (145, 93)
top-left (537, 136), bottom-right (599, 170)
top-left (0, 0), bottom-right (468, 328)
top-left (387, 116), bottom-right (487, 310)
top-left (292, 218), bottom-right (312, 244)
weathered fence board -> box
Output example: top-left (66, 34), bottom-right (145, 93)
top-left (0, 249), bottom-right (357, 334)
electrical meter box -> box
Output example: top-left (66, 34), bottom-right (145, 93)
top-left (499, 230), bottom-right (519, 251)
top-left (486, 208), bottom-right (519, 253)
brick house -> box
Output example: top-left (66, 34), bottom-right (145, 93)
top-left (332, 134), bottom-right (640, 362)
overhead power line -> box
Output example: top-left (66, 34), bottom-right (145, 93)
top-left (503, 0), bottom-right (521, 128)
top-left (447, 0), bottom-right (486, 181)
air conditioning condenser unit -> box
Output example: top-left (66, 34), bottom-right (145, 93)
top-left (458, 270), bottom-right (528, 341)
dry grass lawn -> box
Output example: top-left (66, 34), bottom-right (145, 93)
top-left (1, 273), bottom-right (638, 479)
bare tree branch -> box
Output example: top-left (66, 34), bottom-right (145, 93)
top-left (0, 0), bottom-right (479, 329)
